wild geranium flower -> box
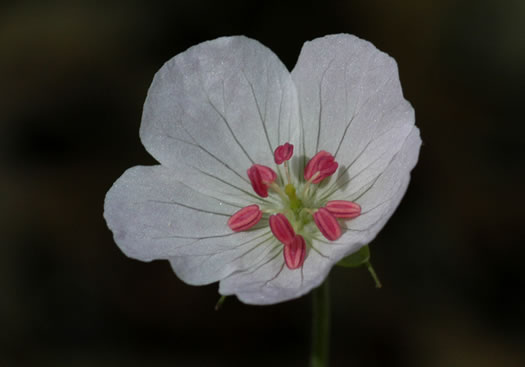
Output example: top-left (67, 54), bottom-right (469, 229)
top-left (104, 34), bottom-right (421, 305)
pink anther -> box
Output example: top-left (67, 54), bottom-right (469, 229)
top-left (227, 204), bottom-right (263, 232)
top-left (247, 164), bottom-right (277, 197)
top-left (325, 200), bottom-right (361, 219)
top-left (274, 142), bottom-right (294, 164)
top-left (284, 235), bottom-right (306, 270)
top-left (313, 207), bottom-right (341, 241)
top-left (269, 213), bottom-right (295, 245)
top-left (304, 151), bottom-right (338, 184)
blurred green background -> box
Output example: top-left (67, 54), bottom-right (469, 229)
top-left (2, 0), bottom-right (524, 366)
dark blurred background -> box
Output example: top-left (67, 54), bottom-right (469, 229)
top-left (2, 0), bottom-right (524, 366)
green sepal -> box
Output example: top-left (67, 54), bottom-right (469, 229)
top-left (337, 245), bottom-right (382, 288)
top-left (337, 245), bottom-right (370, 268)
top-left (215, 295), bottom-right (227, 311)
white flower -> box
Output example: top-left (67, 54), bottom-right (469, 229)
top-left (104, 34), bottom-right (421, 305)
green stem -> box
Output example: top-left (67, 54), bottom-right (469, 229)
top-left (311, 277), bottom-right (331, 367)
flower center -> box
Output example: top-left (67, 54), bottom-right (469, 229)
top-left (227, 143), bottom-right (361, 270)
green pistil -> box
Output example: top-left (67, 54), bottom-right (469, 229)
top-left (285, 184), bottom-right (302, 212)
top-left (284, 183), bottom-right (316, 232)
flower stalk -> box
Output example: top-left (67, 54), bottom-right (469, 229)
top-left (311, 277), bottom-right (331, 367)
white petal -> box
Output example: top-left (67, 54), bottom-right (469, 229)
top-left (168, 234), bottom-right (280, 286)
top-left (140, 36), bottom-right (300, 200)
top-left (291, 34), bottom-right (415, 199)
top-left (315, 127), bottom-right (421, 258)
top-left (224, 128), bottom-right (421, 305)
top-left (104, 165), bottom-right (270, 269)
top-left (219, 244), bottom-right (333, 305)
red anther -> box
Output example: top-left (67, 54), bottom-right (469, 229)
top-left (284, 235), bottom-right (306, 270)
top-left (247, 164), bottom-right (277, 197)
top-left (227, 205), bottom-right (263, 232)
top-left (313, 207), bottom-right (341, 241)
top-left (274, 142), bottom-right (294, 164)
top-left (304, 151), bottom-right (338, 184)
top-left (269, 213), bottom-right (295, 244)
top-left (325, 200), bottom-right (361, 219)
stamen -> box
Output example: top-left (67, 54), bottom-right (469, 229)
top-left (313, 207), bottom-right (341, 241)
top-left (227, 205), bottom-right (263, 232)
top-left (269, 213), bottom-right (295, 244)
top-left (274, 143), bottom-right (294, 164)
top-left (268, 182), bottom-right (288, 201)
top-left (284, 161), bottom-right (292, 185)
top-left (283, 235), bottom-right (306, 269)
top-left (325, 200), bottom-right (361, 219)
top-left (247, 164), bottom-right (277, 197)
top-left (302, 172), bottom-right (320, 197)
top-left (304, 151), bottom-right (338, 184)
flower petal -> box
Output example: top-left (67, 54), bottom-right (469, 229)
top-left (314, 127), bottom-right (422, 260)
top-left (168, 234), bottom-right (280, 286)
top-left (271, 129), bottom-right (421, 296)
top-left (219, 246), bottom-right (333, 305)
top-left (140, 36), bottom-right (300, 197)
top-left (230, 128), bottom-right (422, 305)
top-left (104, 165), bottom-right (269, 265)
top-left (347, 127), bottom-right (421, 231)
top-left (291, 34), bottom-right (415, 196)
